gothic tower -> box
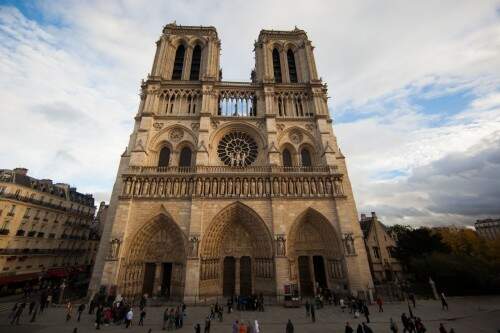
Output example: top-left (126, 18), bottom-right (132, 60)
top-left (90, 23), bottom-right (374, 302)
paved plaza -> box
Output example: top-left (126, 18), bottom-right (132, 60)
top-left (0, 296), bottom-right (499, 332)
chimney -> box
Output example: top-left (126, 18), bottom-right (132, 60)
top-left (360, 213), bottom-right (366, 220)
top-left (371, 212), bottom-right (377, 219)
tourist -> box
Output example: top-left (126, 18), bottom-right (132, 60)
top-left (254, 319), bottom-right (260, 333)
top-left (356, 324), bottom-right (363, 333)
top-left (409, 293), bottom-right (416, 307)
top-left (139, 294), bottom-right (147, 310)
top-left (30, 303), bottom-right (38, 322)
top-left (95, 305), bottom-right (103, 330)
top-left (401, 312), bottom-right (410, 333)
top-left (29, 300), bottom-right (36, 315)
top-left (376, 296), bottom-right (384, 312)
top-left (390, 317), bottom-right (399, 332)
top-left (194, 323), bottom-right (201, 333)
top-left (414, 317), bottom-right (426, 333)
top-left (232, 320), bottom-right (239, 333)
top-left (440, 292), bottom-right (449, 310)
top-left (439, 323), bottom-right (447, 333)
top-left (344, 321), bottom-right (353, 333)
top-left (286, 319), bottom-right (294, 333)
top-left (139, 309), bottom-right (146, 326)
top-left (363, 302), bottom-right (370, 323)
top-left (310, 303), bottom-right (316, 322)
top-left (66, 301), bottom-right (73, 322)
top-left (340, 298), bottom-right (346, 312)
top-left (305, 300), bottom-right (310, 317)
top-left (125, 308), bottom-right (133, 328)
top-left (11, 302), bottom-right (25, 325)
top-left (204, 316), bottom-right (211, 333)
top-left (8, 303), bottom-right (18, 320)
top-left (77, 303), bottom-right (85, 322)
top-left (162, 308), bottom-right (169, 330)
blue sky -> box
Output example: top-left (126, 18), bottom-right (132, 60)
top-left (0, 0), bottom-right (499, 226)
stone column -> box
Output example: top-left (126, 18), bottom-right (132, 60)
top-left (182, 46), bottom-right (194, 81)
top-left (309, 255), bottom-right (316, 296)
top-left (183, 258), bottom-right (200, 303)
top-left (280, 50), bottom-right (290, 83)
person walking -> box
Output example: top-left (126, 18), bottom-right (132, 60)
top-left (125, 308), bottom-right (133, 328)
top-left (376, 297), bottom-right (384, 312)
top-left (310, 303), bottom-right (316, 322)
top-left (286, 319), bottom-right (294, 333)
top-left (362, 303), bottom-right (370, 323)
top-left (11, 302), bottom-right (26, 325)
top-left (340, 298), bottom-right (346, 312)
top-left (439, 323), bottom-right (447, 333)
top-left (390, 317), bottom-right (399, 332)
top-left (254, 319), bottom-right (260, 333)
top-left (95, 305), bottom-right (103, 330)
top-left (139, 309), bottom-right (146, 326)
top-left (194, 323), bottom-right (201, 333)
top-left (30, 303), bottom-right (38, 322)
top-left (66, 301), bottom-right (73, 322)
top-left (363, 322), bottom-right (374, 333)
top-left (356, 324), bottom-right (364, 333)
top-left (305, 300), bottom-right (310, 317)
top-left (409, 293), bottom-right (416, 307)
top-left (232, 320), bottom-right (239, 333)
top-left (440, 292), bottom-right (449, 310)
top-left (204, 316), bottom-right (211, 333)
top-left (344, 321), bottom-right (353, 333)
top-left (77, 303), bottom-right (85, 322)
top-left (29, 300), bottom-right (36, 315)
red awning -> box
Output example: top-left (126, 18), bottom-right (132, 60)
top-left (0, 272), bottom-right (39, 285)
top-left (46, 268), bottom-right (69, 278)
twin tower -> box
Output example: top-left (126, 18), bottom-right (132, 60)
top-left (90, 23), bottom-right (374, 302)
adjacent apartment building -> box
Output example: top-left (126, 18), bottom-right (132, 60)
top-left (475, 218), bottom-right (500, 241)
top-left (360, 212), bottom-right (402, 284)
top-left (0, 168), bottom-right (98, 294)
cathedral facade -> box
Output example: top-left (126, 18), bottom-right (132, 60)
top-left (90, 23), bottom-right (374, 302)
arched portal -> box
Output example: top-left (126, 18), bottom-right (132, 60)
top-left (199, 202), bottom-right (275, 297)
top-left (287, 209), bottom-right (344, 297)
top-left (119, 214), bottom-right (186, 301)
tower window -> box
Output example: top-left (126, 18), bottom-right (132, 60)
top-left (158, 147), bottom-right (171, 168)
top-left (287, 49), bottom-right (298, 83)
top-left (301, 148), bottom-right (312, 167)
top-left (282, 149), bottom-right (292, 167)
top-left (179, 147), bottom-right (192, 167)
top-left (190, 45), bottom-right (202, 80)
top-left (172, 45), bottom-right (185, 80)
top-left (272, 48), bottom-right (282, 83)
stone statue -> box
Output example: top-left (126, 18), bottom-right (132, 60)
top-left (108, 238), bottom-right (121, 260)
top-left (343, 233), bottom-right (355, 255)
top-left (275, 235), bottom-right (286, 256)
top-left (189, 236), bottom-right (200, 257)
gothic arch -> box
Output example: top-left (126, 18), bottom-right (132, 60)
top-left (287, 208), bottom-right (341, 259)
top-left (147, 125), bottom-right (197, 166)
top-left (279, 143), bottom-right (298, 166)
top-left (277, 126), bottom-right (318, 151)
top-left (118, 213), bottom-right (187, 300)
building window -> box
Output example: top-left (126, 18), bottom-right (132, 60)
top-left (282, 149), bottom-right (293, 167)
top-left (272, 48), bottom-right (282, 83)
top-left (179, 147), bottom-right (192, 167)
top-left (7, 205), bottom-right (16, 216)
top-left (158, 147), bottom-right (171, 168)
top-left (189, 45), bottom-right (202, 80)
top-left (301, 148), bottom-right (312, 167)
top-left (172, 44), bottom-right (185, 80)
top-left (373, 246), bottom-right (380, 259)
top-left (23, 208), bottom-right (31, 218)
top-left (287, 49), bottom-right (298, 83)
top-left (387, 246), bottom-right (395, 258)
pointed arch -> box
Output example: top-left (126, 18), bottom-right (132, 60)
top-left (287, 49), bottom-right (298, 83)
top-left (172, 44), bottom-right (185, 80)
top-left (158, 146), bottom-right (171, 167)
top-left (272, 48), bottom-right (282, 83)
top-left (190, 45), bottom-right (202, 80)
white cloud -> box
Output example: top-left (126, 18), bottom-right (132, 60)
top-left (0, 1), bottom-right (499, 226)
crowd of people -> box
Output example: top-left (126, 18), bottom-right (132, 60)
top-left (5, 285), bottom-right (461, 332)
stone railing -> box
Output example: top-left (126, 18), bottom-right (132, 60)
top-left (120, 170), bottom-right (345, 200)
top-left (127, 165), bottom-right (338, 174)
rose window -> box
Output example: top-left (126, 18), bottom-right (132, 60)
top-left (217, 132), bottom-right (258, 167)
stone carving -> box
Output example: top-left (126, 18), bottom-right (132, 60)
top-left (276, 123), bottom-right (285, 131)
top-left (210, 118), bottom-right (220, 129)
top-left (169, 128), bottom-right (184, 142)
top-left (275, 235), bottom-right (286, 256)
top-left (305, 123), bottom-right (316, 131)
top-left (257, 119), bottom-right (266, 130)
top-left (217, 132), bottom-right (258, 167)
top-left (191, 123), bottom-right (200, 131)
top-left (188, 236), bottom-right (200, 257)
top-left (289, 260), bottom-right (297, 280)
top-left (289, 130), bottom-right (303, 144)
top-left (108, 238), bottom-right (121, 260)
top-left (342, 233), bottom-right (356, 255)
top-left (153, 122), bottom-right (163, 130)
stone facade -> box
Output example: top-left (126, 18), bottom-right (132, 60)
top-left (0, 168), bottom-right (98, 291)
top-left (360, 212), bottom-right (402, 284)
top-left (89, 23), bottom-right (374, 302)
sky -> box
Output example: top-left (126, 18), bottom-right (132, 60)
top-left (0, 0), bottom-right (499, 227)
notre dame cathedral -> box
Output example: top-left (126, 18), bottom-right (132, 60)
top-left (90, 23), bottom-right (374, 302)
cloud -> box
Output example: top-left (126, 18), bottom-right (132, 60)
top-left (0, 1), bottom-right (499, 224)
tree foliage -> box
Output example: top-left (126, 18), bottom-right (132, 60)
top-left (390, 225), bottom-right (500, 296)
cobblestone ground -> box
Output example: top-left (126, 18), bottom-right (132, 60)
top-left (0, 296), bottom-right (499, 332)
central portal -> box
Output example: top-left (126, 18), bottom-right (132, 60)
top-left (199, 202), bottom-right (275, 297)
